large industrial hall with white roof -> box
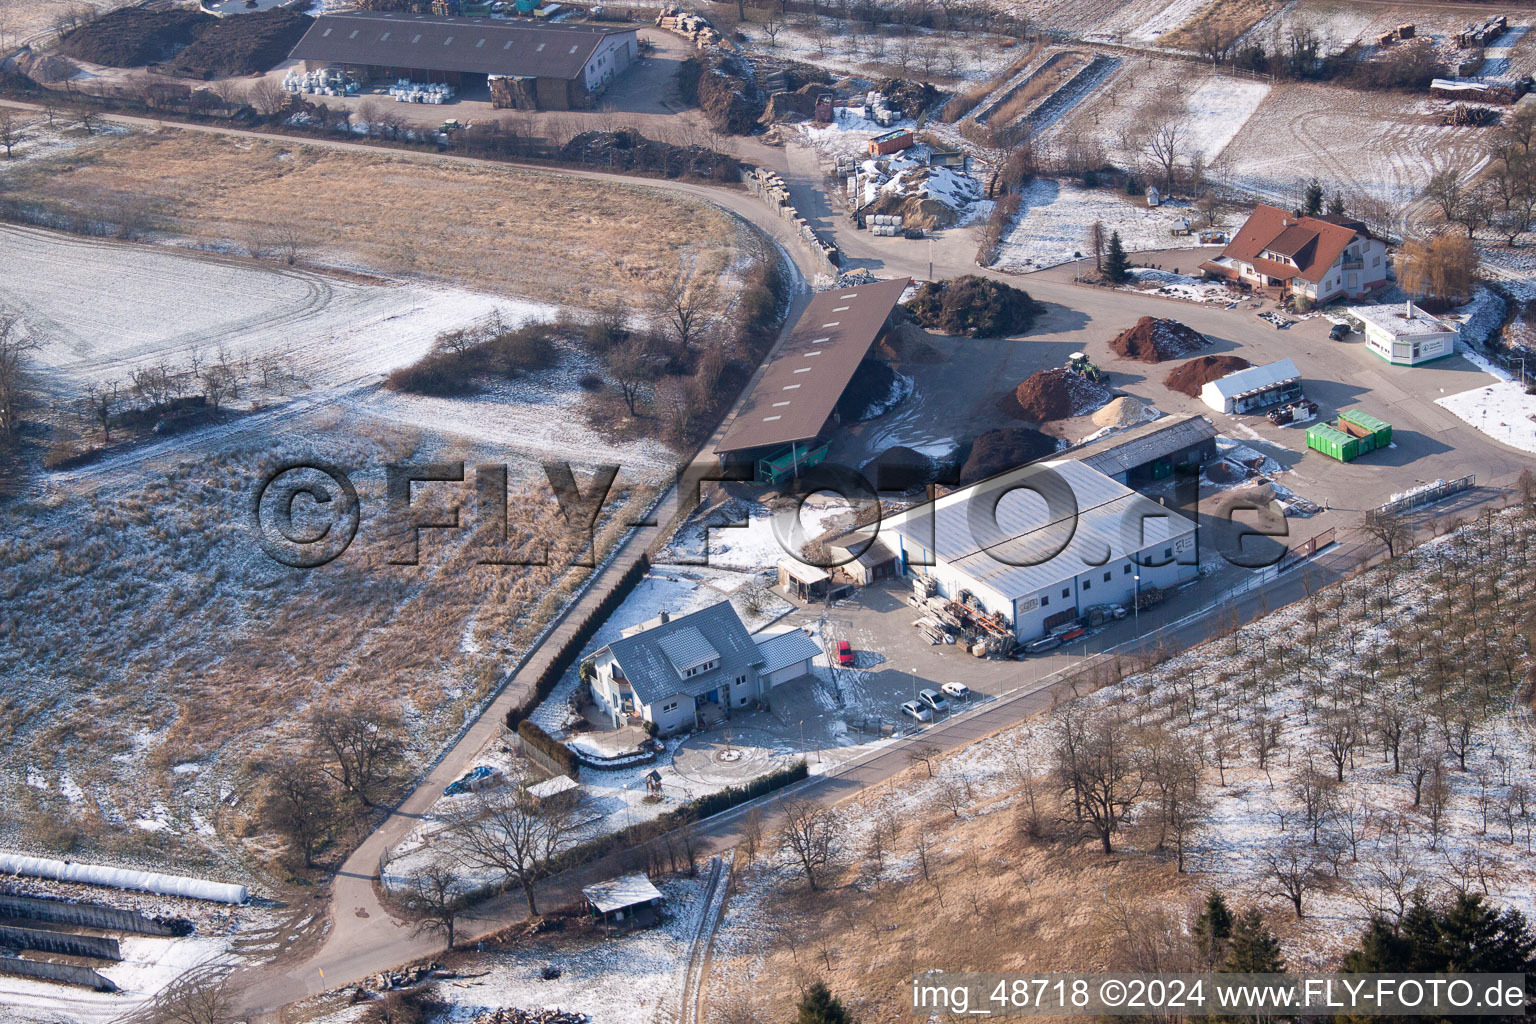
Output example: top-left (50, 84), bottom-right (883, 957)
top-left (5, 0), bottom-right (1536, 1015)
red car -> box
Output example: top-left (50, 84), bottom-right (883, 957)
top-left (835, 640), bottom-right (854, 667)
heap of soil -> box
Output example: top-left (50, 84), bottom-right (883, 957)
top-left (17, 52), bottom-right (77, 84)
top-left (1091, 395), bottom-right (1150, 428)
top-left (877, 321), bottom-right (944, 364)
top-left (836, 359), bottom-right (908, 421)
top-left (1010, 368), bottom-right (1112, 422)
top-left (164, 10), bottom-right (314, 79)
top-left (688, 53), bottom-right (764, 134)
top-left (1164, 355), bottom-right (1253, 398)
top-left (57, 8), bottom-right (213, 67)
top-left (863, 445), bottom-right (936, 492)
top-left (1108, 316), bottom-right (1210, 363)
top-left (561, 130), bottom-right (739, 180)
top-left (960, 427), bottom-right (1058, 484)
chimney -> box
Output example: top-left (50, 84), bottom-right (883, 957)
top-left (658, 611), bottom-right (669, 624)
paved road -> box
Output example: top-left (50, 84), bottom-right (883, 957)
top-left (7, 99), bottom-right (1528, 1016)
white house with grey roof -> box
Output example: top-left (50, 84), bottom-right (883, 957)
top-left (884, 459), bottom-right (1198, 642)
top-left (587, 603), bottom-right (820, 735)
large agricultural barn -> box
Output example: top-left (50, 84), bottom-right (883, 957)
top-left (884, 460), bottom-right (1198, 642)
top-left (288, 12), bottom-right (638, 110)
top-left (714, 277), bottom-right (911, 482)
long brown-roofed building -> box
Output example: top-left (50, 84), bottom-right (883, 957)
top-left (715, 277), bottom-right (910, 481)
top-left (287, 12), bottom-right (637, 110)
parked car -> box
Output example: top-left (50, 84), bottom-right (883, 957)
top-left (900, 700), bottom-right (932, 722)
top-left (941, 681), bottom-right (971, 701)
top-left (1329, 322), bottom-right (1351, 340)
top-left (1024, 634), bottom-right (1062, 654)
top-left (834, 640), bottom-right (854, 667)
top-left (918, 687), bottom-right (950, 714)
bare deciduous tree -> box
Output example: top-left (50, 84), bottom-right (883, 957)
top-left (307, 698), bottom-right (406, 807)
top-left (259, 751), bottom-right (338, 868)
top-left (1052, 706), bottom-right (1142, 854)
top-left (777, 797), bottom-right (837, 890)
top-left (0, 310), bottom-right (41, 442)
top-left (401, 864), bottom-right (468, 949)
top-left (445, 788), bottom-right (587, 916)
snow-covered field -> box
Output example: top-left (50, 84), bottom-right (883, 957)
top-left (3, 225), bottom-right (673, 472)
top-left (1181, 77), bottom-right (1272, 161)
top-left (1437, 378), bottom-right (1536, 454)
top-left (0, 934), bottom-right (233, 1024)
top-left (5, 225), bottom-right (531, 394)
top-left (1221, 83), bottom-right (1491, 209)
top-left (994, 180), bottom-right (1211, 271)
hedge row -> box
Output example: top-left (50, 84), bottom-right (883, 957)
top-left (548, 760), bottom-right (810, 873)
top-left (505, 552), bottom-right (652, 733)
top-left (517, 720), bottom-right (580, 778)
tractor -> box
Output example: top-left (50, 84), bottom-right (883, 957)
top-left (1065, 351), bottom-right (1104, 382)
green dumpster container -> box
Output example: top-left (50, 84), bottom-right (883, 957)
top-left (1340, 409), bottom-right (1392, 448)
top-left (1306, 422), bottom-right (1360, 462)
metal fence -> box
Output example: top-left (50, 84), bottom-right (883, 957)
top-left (1277, 527), bottom-right (1337, 572)
top-left (0, 956), bottom-right (117, 992)
top-left (0, 924), bottom-right (120, 961)
top-left (1376, 476), bottom-right (1476, 517)
top-left (0, 894), bottom-right (182, 936)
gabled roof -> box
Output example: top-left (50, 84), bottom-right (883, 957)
top-left (715, 277), bottom-right (911, 455)
top-left (1066, 414), bottom-right (1218, 478)
top-left (1221, 204), bottom-right (1362, 284)
top-left (602, 601), bottom-right (762, 706)
top-left (754, 630), bottom-right (823, 676)
top-left (1201, 359), bottom-right (1301, 401)
top-left (583, 873), bottom-right (663, 913)
top-left (655, 627), bottom-right (719, 675)
top-left (885, 460), bottom-right (1196, 604)
top-left (288, 12), bottom-right (632, 81)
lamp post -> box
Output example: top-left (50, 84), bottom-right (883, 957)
top-left (1133, 572), bottom-right (1141, 637)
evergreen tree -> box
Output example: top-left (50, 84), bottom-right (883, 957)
top-left (1327, 192), bottom-right (1346, 217)
top-left (795, 982), bottom-right (851, 1024)
top-left (1340, 916), bottom-right (1415, 973)
top-left (1339, 895), bottom-right (1536, 977)
top-left (1193, 892), bottom-right (1236, 969)
top-left (1103, 231), bottom-right (1130, 284)
top-left (1434, 894), bottom-right (1536, 973)
top-left (1224, 908), bottom-right (1285, 973)
top-left (1303, 178), bottom-right (1325, 216)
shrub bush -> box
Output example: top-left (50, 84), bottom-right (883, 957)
top-left (385, 323), bottom-right (557, 396)
top-left (904, 276), bottom-right (1043, 337)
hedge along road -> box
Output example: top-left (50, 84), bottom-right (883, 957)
top-left (7, 101), bottom-right (1528, 1017)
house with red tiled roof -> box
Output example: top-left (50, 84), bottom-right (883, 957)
top-left (1200, 204), bottom-right (1388, 305)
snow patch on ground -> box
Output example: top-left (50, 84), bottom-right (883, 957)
top-left (1181, 76), bottom-right (1272, 160)
top-left (1437, 380), bottom-right (1536, 453)
top-left (994, 180), bottom-right (1210, 271)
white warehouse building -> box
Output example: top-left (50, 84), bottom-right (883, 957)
top-left (883, 460), bottom-right (1198, 642)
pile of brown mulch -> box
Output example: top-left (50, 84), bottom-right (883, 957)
top-left (959, 427), bottom-right (1059, 484)
top-left (1163, 355), bottom-right (1253, 397)
top-left (1010, 368), bottom-right (1112, 421)
top-left (1108, 316), bottom-right (1211, 363)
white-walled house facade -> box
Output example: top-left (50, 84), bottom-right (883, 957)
top-left (1201, 205), bottom-right (1389, 304)
top-left (586, 603), bottom-right (821, 735)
